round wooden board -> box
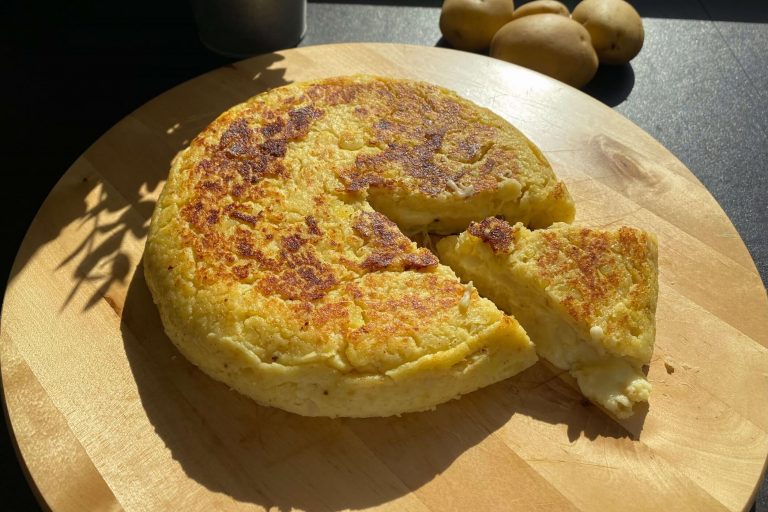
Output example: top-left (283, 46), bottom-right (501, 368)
top-left (2, 43), bottom-right (768, 512)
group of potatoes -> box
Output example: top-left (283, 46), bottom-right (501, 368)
top-left (440, 0), bottom-right (644, 88)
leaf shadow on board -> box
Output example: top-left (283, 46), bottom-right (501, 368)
top-left (121, 265), bottom-right (641, 511)
top-left (13, 51), bottom-right (289, 315)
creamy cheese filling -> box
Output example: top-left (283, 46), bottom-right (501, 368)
top-left (571, 360), bottom-right (651, 418)
top-left (368, 177), bottom-right (524, 235)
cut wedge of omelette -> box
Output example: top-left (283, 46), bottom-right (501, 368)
top-left (437, 218), bottom-right (659, 418)
top-left (144, 75), bottom-right (578, 417)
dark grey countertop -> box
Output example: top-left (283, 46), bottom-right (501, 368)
top-left (1, 0), bottom-right (766, 510)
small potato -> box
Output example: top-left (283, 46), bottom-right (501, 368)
top-left (490, 14), bottom-right (599, 89)
top-left (572, 0), bottom-right (644, 64)
top-left (511, 0), bottom-right (569, 19)
top-left (440, 0), bottom-right (516, 51)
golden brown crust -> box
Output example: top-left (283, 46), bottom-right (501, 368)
top-left (466, 220), bottom-right (656, 331)
top-left (352, 211), bottom-right (439, 272)
top-left (532, 226), bottom-right (656, 329)
top-left (461, 220), bottom-right (658, 362)
top-left (337, 82), bottom-right (550, 201)
top-left (143, 75), bottom-right (566, 417)
top-left (467, 217), bottom-right (520, 253)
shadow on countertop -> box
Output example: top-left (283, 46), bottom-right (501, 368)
top-left (584, 64), bottom-right (636, 108)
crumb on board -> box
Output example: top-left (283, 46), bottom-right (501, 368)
top-left (681, 362), bottom-right (698, 371)
top-left (663, 356), bottom-right (700, 374)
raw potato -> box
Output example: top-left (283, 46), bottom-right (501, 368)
top-left (440, 0), bottom-right (515, 51)
top-left (572, 0), bottom-right (644, 64)
top-left (490, 14), bottom-right (599, 89)
top-left (511, 0), bottom-right (569, 19)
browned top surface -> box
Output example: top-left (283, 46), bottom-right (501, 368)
top-left (467, 217), bottom-right (520, 253)
top-left (144, 75), bottom-right (552, 369)
top-left (529, 226), bottom-right (658, 325)
top-left (465, 218), bottom-right (659, 361)
top-left (151, 75), bottom-right (564, 306)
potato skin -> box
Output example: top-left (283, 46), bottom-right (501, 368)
top-left (439, 0), bottom-right (516, 51)
top-left (572, 0), bottom-right (644, 64)
top-left (511, 0), bottom-right (569, 19)
top-left (490, 14), bottom-right (599, 89)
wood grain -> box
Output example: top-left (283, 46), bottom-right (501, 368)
top-left (2, 43), bottom-right (767, 512)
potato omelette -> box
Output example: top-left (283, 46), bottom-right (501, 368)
top-left (143, 75), bottom-right (580, 417)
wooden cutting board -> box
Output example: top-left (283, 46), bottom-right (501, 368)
top-left (2, 43), bottom-right (767, 512)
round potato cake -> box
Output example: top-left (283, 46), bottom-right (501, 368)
top-left (144, 75), bottom-right (573, 417)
